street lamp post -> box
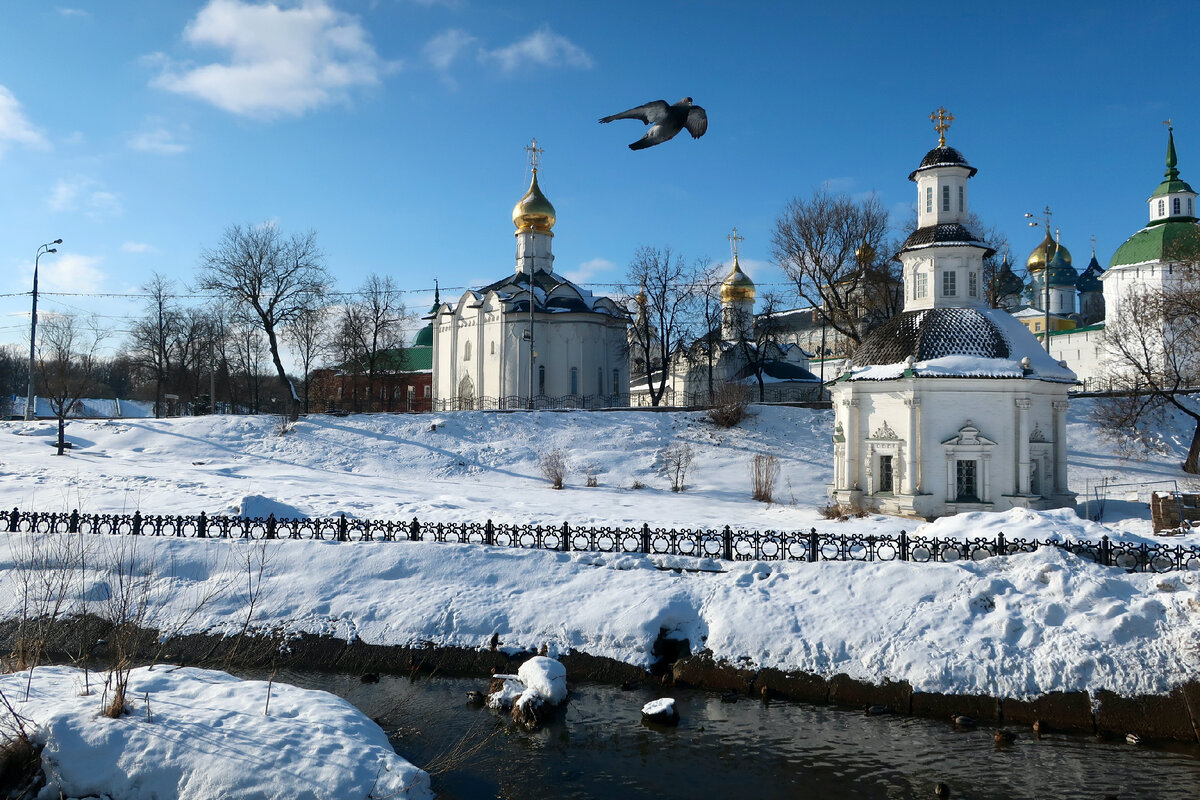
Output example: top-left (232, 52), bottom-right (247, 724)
top-left (1024, 208), bottom-right (1053, 352)
top-left (25, 239), bottom-right (62, 421)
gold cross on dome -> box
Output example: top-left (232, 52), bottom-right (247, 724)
top-left (525, 137), bottom-right (544, 171)
top-left (931, 106), bottom-right (954, 147)
top-left (727, 227), bottom-right (744, 261)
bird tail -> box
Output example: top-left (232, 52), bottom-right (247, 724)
top-left (629, 140), bottom-right (652, 151)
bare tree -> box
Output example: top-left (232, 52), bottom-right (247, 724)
top-left (127, 273), bottom-right (181, 418)
top-left (727, 292), bottom-right (788, 402)
top-left (338, 274), bottom-right (407, 412)
top-left (284, 303), bottom-right (331, 414)
top-left (771, 188), bottom-right (891, 347)
top-left (1095, 274), bottom-right (1200, 473)
top-left (195, 224), bottom-right (330, 421)
top-left (38, 314), bottom-right (107, 455)
top-left (625, 247), bottom-right (702, 407)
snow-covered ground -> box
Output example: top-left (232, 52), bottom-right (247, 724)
top-left (0, 665), bottom-right (432, 800)
top-left (0, 400), bottom-right (1194, 542)
top-left (1, 400), bottom-right (1199, 796)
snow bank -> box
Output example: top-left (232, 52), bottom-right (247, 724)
top-left (2, 665), bottom-right (431, 800)
top-left (2, 534), bottom-right (1197, 701)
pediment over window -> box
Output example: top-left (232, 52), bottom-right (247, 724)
top-left (870, 420), bottom-right (900, 440)
top-left (941, 421), bottom-right (996, 447)
top-left (1029, 422), bottom-right (1047, 442)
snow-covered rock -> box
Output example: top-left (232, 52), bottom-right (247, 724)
top-left (641, 697), bottom-right (679, 725)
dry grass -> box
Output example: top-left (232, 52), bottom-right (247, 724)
top-left (751, 454), bottom-right (779, 503)
top-left (819, 500), bottom-right (869, 521)
top-left (538, 449), bottom-right (568, 490)
top-left (706, 384), bottom-right (748, 428)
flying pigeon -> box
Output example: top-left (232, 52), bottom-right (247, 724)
top-left (599, 97), bottom-right (708, 151)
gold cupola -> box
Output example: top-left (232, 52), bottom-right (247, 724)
top-left (1026, 230), bottom-right (1072, 272)
top-left (720, 255), bottom-right (756, 302)
top-left (512, 169), bottom-right (556, 233)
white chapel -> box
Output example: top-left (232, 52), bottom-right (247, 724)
top-left (829, 110), bottom-right (1077, 518)
top-left (430, 141), bottom-right (629, 408)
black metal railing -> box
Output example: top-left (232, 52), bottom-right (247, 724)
top-left (3, 508), bottom-right (1198, 573)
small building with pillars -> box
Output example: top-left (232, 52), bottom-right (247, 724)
top-left (430, 141), bottom-right (629, 408)
top-left (829, 110), bottom-right (1077, 519)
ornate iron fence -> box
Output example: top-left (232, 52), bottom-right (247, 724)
top-left (3, 508), bottom-right (1199, 573)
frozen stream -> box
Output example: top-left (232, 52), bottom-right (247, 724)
top-left (254, 670), bottom-right (1200, 800)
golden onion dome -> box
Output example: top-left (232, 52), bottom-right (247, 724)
top-left (1026, 231), bottom-right (1072, 272)
top-left (512, 169), bottom-right (556, 232)
top-left (720, 256), bottom-right (755, 303)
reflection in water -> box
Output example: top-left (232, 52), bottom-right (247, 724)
top-left (259, 670), bottom-right (1200, 800)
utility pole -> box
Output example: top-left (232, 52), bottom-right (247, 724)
top-left (25, 239), bottom-right (62, 421)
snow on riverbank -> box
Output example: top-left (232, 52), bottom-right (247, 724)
top-left (1, 533), bottom-right (1197, 701)
top-left (0, 665), bottom-right (432, 800)
top-left (0, 401), bottom-right (1194, 542)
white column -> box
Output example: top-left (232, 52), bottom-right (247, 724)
top-left (1015, 398), bottom-right (1031, 495)
top-left (946, 453), bottom-right (956, 500)
top-left (981, 453), bottom-right (992, 503)
top-left (844, 398), bottom-right (860, 490)
top-left (1053, 400), bottom-right (1070, 493)
top-left (904, 397), bottom-right (919, 494)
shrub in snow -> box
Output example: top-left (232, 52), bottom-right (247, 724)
top-left (660, 442), bottom-right (694, 492)
top-left (538, 448), bottom-right (567, 489)
top-left (751, 453), bottom-right (779, 503)
top-left (641, 697), bottom-right (679, 725)
top-left (706, 384), bottom-right (748, 428)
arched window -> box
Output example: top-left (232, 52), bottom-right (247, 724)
top-left (957, 185), bottom-right (964, 213)
top-left (463, 341), bottom-right (471, 361)
top-left (490, 341), bottom-right (495, 355)
top-left (538, 365), bottom-right (546, 395)
top-left (1174, 197), bottom-right (1182, 215)
top-left (570, 367), bottom-right (579, 395)
top-left (926, 187), bottom-right (932, 213)
top-left (1159, 199), bottom-right (1166, 216)
top-left (942, 185), bottom-right (950, 212)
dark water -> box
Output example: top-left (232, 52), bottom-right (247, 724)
top-left (260, 670), bottom-right (1200, 800)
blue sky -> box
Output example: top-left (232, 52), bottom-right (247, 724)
top-left (1, 0), bottom-right (1198, 353)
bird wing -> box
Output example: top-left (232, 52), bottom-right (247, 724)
top-left (599, 100), bottom-right (670, 125)
top-left (684, 106), bottom-right (708, 139)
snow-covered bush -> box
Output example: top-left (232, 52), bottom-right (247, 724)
top-left (660, 442), bottom-right (694, 492)
top-left (538, 448), bottom-right (568, 489)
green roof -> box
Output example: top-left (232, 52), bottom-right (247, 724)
top-left (1110, 219), bottom-right (1200, 267)
top-left (412, 323), bottom-right (433, 347)
top-left (1151, 127), bottom-right (1196, 196)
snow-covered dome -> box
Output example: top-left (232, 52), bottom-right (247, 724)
top-left (908, 145), bottom-right (978, 180)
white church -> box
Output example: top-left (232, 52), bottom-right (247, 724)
top-left (829, 111), bottom-right (1078, 519)
top-left (430, 142), bottom-right (629, 408)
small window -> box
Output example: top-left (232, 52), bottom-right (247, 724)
top-left (942, 270), bottom-right (956, 297)
top-left (1174, 197), bottom-right (1181, 215)
top-left (612, 369), bottom-right (620, 395)
top-left (463, 341), bottom-right (471, 361)
top-left (926, 187), bottom-right (932, 213)
top-left (956, 459), bottom-right (979, 502)
top-left (423, 385), bottom-right (431, 398)
top-left (490, 341), bottom-right (495, 355)
top-left (957, 185), bottom-right (964, 213)
top-left (1159, 199), bottom-right (1166, 216)
top-left (879, 455), bottom-right (894, 493)
top-left (968, 272), bottom-right (977, 297)
top-left (597, 368), bottom-right (603, 395)
top-left (916, 272), bottom-right (928, 299)
top-left (570, 367), bottom-right (579, 395)
top-left (538, 365), bottom-right (546, 395)
top-left (942, 185), bottom-right (950, 212)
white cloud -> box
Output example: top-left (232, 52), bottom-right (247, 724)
top-left (0, 85), bottom-right (49, 157)
top-left (563, 257), bottom-right (616, 285)
top-left (57, 7), bottom-right (90, 17)
top-left (151, 0), bottom-right (394, 119)
top-left (480, 26), bottom-right (593, 73)
top-left (47, 177), bottom-right (123, 218)
top-left (423, 28), bottom-right (476, 72)
top-left (121, 242), bottom-right (160, 254)
top-left (128, 126), bottom-right (187, 155)
top-left (27, 253), bottom-right (108, 294)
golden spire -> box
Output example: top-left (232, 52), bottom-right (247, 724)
top-left (930, 106), bottom-right (954, 147)
top-left (513, 138), bottom-right (556, 232)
